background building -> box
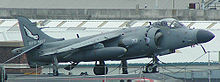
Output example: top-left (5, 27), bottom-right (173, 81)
top-left (0, 0), bottom-right (219, 9)
top-left (0, 0), bottom-right (220, 20)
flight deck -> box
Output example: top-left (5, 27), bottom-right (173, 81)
top-left (6, 69), bottom-right (220, 82)
top-left (7, 73), bottom-right (177, 82)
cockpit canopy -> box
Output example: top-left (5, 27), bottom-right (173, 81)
top-left (158, 18), bottom-right (186, 29)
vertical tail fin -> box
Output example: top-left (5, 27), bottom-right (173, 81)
top-left (17, 16), bottom-right (58, 46)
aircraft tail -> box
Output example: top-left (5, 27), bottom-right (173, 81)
top-left (17, 16), bottom-right (60, 46)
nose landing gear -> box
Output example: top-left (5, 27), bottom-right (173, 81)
top-left (143, 56), bottom-right (159, 73)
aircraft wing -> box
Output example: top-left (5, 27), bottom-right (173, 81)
top-left (40, 32), bottom-right (121, 56)
top-left (4, 41), bottom-right (44, 64)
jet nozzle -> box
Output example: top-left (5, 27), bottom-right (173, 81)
top-left (196, 29), bottom-right (215, 43)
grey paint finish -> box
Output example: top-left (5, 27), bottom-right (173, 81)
top-left (13, 17), bottom-right (214, 68)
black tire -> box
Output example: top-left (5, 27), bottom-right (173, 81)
top-left (145, 64), bottom-right (157, 73)
top-left (93, 65), bottom-right (108, 75)
top-left (53, 70), bottom-right (59, 76)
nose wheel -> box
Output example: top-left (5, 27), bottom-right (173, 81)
top-left (143, 56), bottom-right (159, 73)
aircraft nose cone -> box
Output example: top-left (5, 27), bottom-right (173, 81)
top-left (196, 29), bottom-right (215, 43)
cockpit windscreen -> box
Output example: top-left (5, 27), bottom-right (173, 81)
top-left (159, 18), bottom-right (186, 29)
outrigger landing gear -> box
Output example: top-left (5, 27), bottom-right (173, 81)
top-left (64, 62), bottom-right (79, 70)
top-left (52, 55), bottom-right (59, 76)
top-left (121, 59), bottom-right (128, 74)
top-left (93, 61), bottom-right (108, 75)
top-left (143, 56), bottom-right (159, 73)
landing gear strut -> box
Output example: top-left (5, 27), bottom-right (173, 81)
top-left (52, 55), bottom-right (59, 76)
top-left (93, 61), bottom-right (108, 75)
top-left (121, 59), bottom-right (128, 74)
top-left (143, 56), bottom-right (159, 73)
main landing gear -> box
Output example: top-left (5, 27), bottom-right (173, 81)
top-left (93, 61), bottom-right (108, 75)
top-left (93, 60), bottom-right (128, 75)
top-left (143, 56), bottom-right (159, 73)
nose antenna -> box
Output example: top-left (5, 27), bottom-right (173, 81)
top-left (200, 44), bottom-right (207, 53)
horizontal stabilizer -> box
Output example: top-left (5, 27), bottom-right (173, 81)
top-left (4, 41), bottom-right (44, 64)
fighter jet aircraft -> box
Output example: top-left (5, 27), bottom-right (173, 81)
top-left (6, 17), bottom-right (214, 76)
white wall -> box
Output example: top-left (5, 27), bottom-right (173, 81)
top-left (0, 0), bottom-right (201, 9)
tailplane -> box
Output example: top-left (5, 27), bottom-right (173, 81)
top-left (17, 16), bottom-right (60, 46)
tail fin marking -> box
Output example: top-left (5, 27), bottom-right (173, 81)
top-left (17, 16), bottom-right (58, 46)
